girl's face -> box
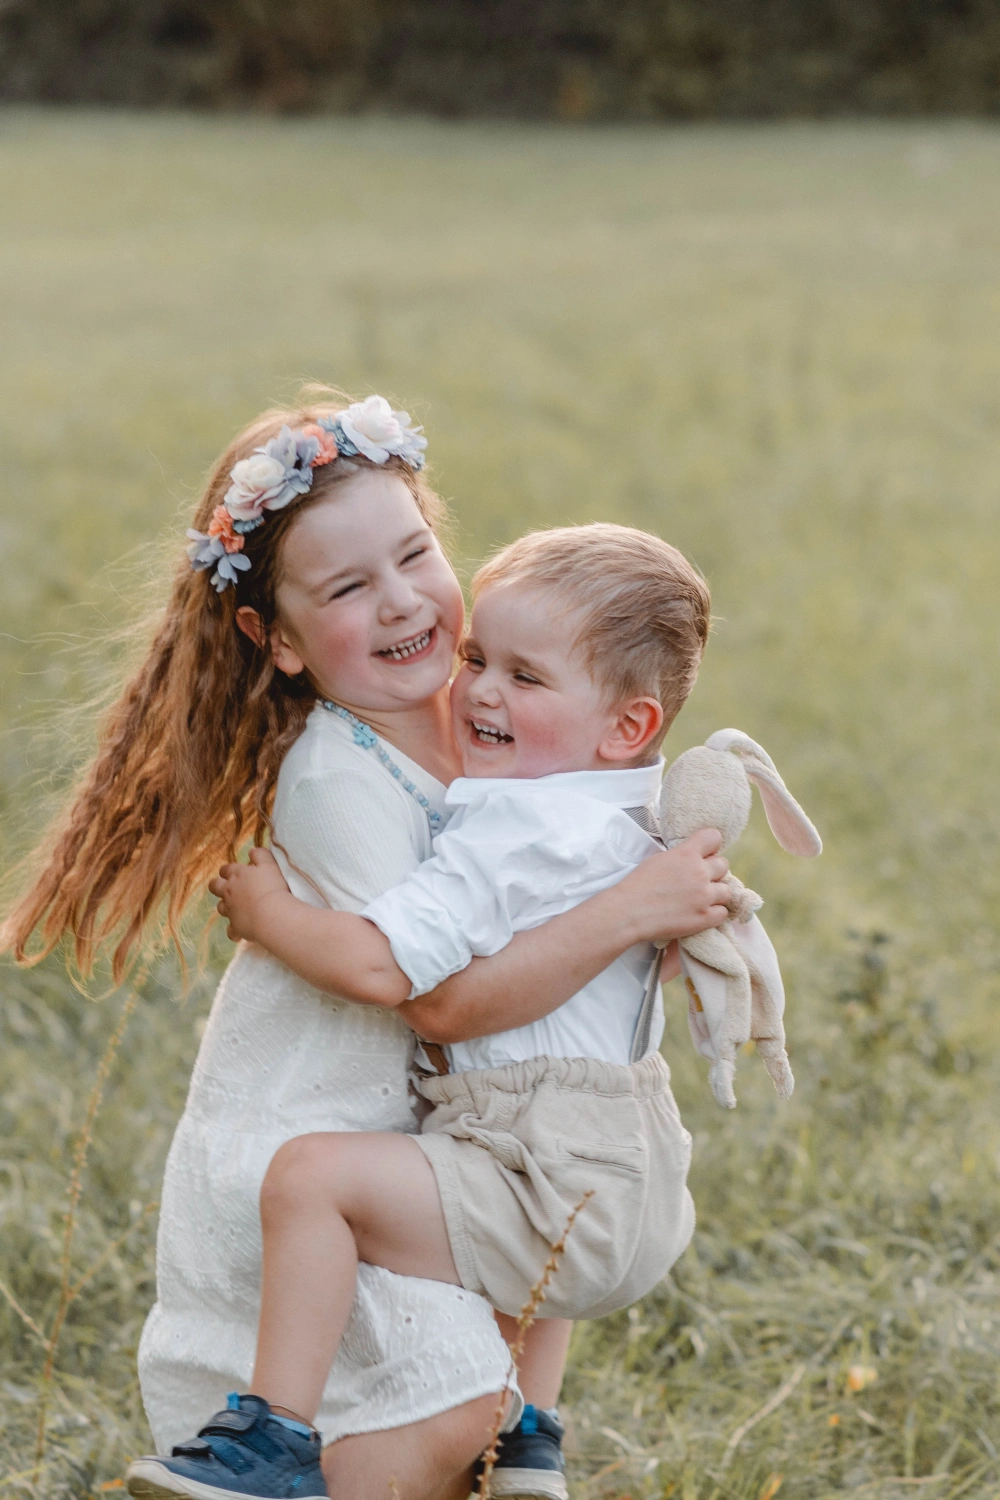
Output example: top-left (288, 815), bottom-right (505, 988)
top-left (260, 470), bottom-right (465, 714)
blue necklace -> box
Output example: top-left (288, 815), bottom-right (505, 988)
top-left (321, 701), bottom-right (445, 835)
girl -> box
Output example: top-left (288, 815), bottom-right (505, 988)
top-left (4, 389), bottom-right (727, 1500)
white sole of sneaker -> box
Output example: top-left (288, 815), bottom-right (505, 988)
top-left (484, 1469), bottom-right (569, 1500)
top-left (125, 1459), bottom-right (271, 1500)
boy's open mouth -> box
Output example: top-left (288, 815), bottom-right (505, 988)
top-left (377, 627), bottom-right (434, 662)
top-left (471, 719), bottom-right (514, 745)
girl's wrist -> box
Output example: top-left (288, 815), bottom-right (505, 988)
top-left (241, 888), bottom-right (300, 949)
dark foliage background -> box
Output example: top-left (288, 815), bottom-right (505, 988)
top-left (4, 0), bottom-right (1000, 118)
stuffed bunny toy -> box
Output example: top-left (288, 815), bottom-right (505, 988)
top-left (658, 730), bottom-right (822, 1109)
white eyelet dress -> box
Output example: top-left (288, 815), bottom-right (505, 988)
top-left (137, 705), bottom-right (516, 1451)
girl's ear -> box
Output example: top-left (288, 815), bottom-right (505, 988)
top-left (235, 607), bottom-right (306, 678)
top-left (234, 607), bottom-right (266, 649)
top-left (598, 696), bottom-right (664, 764)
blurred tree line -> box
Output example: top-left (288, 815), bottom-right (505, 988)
top-left (3, 0), bottom-right (1000, 117)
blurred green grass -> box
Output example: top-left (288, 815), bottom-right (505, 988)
top-left (1, 110), bottom-right (999, 1497)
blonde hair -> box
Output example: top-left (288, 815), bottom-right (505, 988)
top-left (3, 385), bottom-right (447, 981)
top-left (472, 523), bottom-right (710, 733)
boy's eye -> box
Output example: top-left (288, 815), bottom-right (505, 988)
top-left (331, 579), bottom-right (364, 599)
top-left (462, 651), bottom-right (486, 671)
top-left (513, 672), bottom-right (541, 686)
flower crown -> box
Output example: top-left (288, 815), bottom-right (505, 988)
top-left (187, 396), bottom-right (427, 593)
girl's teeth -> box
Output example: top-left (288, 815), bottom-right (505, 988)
top-left (382, 630), bottom-right (431, 661)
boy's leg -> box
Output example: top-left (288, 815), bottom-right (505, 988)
top-left (252, 1131), bottom-right (461, 1424)
top-left (494, 1316), bottom-right (572, 1409)
top-left (487, 1317), bottom-right (572, 1500)
top-left (124, 1134), bottom-right (486, 1500)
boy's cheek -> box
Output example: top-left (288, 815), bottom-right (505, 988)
top-left (449, 667), bottom-right (473, 716)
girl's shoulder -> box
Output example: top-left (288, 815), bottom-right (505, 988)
top-left (274, 704), bottom-right (447, 830)
top-left (275, 705), bottom-right (396, 814)
top-left (271, 705), bottom-right (446, 891)
top-left (279, 703), bottom-right (374, 783)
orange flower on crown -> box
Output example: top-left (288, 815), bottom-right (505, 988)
top-left (301, 423), bottom-right (339, 467)
top-left (207, 505), bottom-right (245, 553)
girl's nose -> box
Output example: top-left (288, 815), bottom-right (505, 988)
top-left (377, 574), bottom-right (421, 623)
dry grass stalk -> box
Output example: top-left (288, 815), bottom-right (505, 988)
top-left (31, 984), bottom-right (142, 1477)
top-left (0, 1276), bottom-right (49, 1348)
top-left (720, 1313), bottom-right (853, 1471)
top-left (476, 1190), bottom-right (593, 1500)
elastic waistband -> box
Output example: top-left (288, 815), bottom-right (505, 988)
top-left (418, 1050), bottom-right (671, 1106)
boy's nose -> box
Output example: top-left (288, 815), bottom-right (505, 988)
top-left (469, 675), bottom-right (503, 708)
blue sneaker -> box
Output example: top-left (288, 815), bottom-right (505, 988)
top-left (125, 1393), bottom-right (326, 1500)
top-left (477, 1405), bottom-right (568, 1500)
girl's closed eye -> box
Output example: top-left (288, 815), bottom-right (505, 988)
top-left (331, 577), bottom-right (366, 600)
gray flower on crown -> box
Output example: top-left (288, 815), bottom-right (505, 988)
top-left (186, 530), bottom-right (253, 592)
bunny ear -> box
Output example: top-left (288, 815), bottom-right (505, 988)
top-left (745, 762), bottom-right (823, 857)
top-left (704, 729), bottom-right (823, 858)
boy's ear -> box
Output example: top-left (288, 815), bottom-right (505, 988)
top-left (598, 696), bottom-right (664, 764)
top-left (235, 607), bottom-right (306, 678)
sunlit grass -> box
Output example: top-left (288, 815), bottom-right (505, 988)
top-left (1, 110), bottom-right (999, 1497)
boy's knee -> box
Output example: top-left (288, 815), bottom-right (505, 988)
top-left (262, 1133), bottom-right (330, 1216)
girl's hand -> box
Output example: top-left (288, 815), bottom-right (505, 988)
top-left (209, 847), bottom-right (295, 944)
top-left (621, 829), bottom-right (731, 946)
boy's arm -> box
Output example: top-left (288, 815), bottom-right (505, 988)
top-left (210, 850), bottom-right (411, 1007)
top-left (402, 830), bottom-right (724, 1042)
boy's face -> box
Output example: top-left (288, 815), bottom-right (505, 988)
top-left (450, 584), bottom-right (629, 779)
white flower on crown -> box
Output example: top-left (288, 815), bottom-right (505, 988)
top-left (225, 454), bottom-right (290, 521)
top-left (224, 426), bottom-right (316, 522)
top-left (337, 396), bottom-right (427, 468)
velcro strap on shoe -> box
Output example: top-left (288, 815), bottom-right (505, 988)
top-left (171, 1435), bottom-right (257, 1475)
top-left (199, 1409), bottom-right (259, 1436)
top-left (172, 1438), bottom-right (213, 1458)
top-left (236, 1427), bottom-right (285, 1463)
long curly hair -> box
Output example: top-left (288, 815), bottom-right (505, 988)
top-left (2, 386), bottom-right (446, 982)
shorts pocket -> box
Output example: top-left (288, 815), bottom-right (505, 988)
top-left (556, 1140), bottom-right (647, 1174)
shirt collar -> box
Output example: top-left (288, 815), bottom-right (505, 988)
top-left (445, 758), bottom-right (664, 810)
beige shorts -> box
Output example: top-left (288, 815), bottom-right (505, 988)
top-left (414, 1052), bottom-right (695, 1320)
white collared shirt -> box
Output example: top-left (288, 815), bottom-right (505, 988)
top-left (362, 759), bottom-right (665, 1071)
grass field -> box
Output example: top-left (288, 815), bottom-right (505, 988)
top-left (1, 110), bottom-right (999, 1499)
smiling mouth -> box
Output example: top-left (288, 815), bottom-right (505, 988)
top-left (377, 628), bottom-right (434, 662)
top-left (471, 720), bottom-right (514, 745)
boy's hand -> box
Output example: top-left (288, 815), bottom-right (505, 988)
top-left (209, 847), bottom-right (295, 945)
top-left (621, 828), bottom-right (731, 946)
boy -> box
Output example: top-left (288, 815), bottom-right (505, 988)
top-left (129, 524), bottom-right (728, 1500)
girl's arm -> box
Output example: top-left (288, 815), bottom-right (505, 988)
top-left (211, 828), bottom-right (730, 1031)
top-left (211, 851), bottom-right (412, 1007)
